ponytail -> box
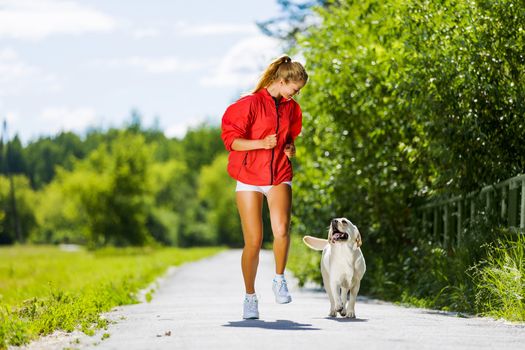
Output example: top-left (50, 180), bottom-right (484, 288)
top-left (252, 55), bottom-right (308, 93)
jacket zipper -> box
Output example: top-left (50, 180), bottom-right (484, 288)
top-left (270, 99), bottom-right (280, 185)
top-left (237, 152), bottom-right (248, 179)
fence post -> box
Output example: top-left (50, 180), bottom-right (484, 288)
top-left (508, 181), bottom-right (519, 227)
top-left (419, 174), bottom-right (524, 242)
top-left (486, 190), bottom-right (491, 213)
top-left (501, 186), bottom-right (507, 221)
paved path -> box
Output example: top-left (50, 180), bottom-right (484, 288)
top-left (20, 250), bottom-right (525, 349)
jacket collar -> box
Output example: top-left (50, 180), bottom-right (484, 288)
top-left (259, 88), bottom-right (292, 105)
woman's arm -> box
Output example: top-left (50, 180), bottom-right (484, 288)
top-left (231, 134), bottom-right (277, 151)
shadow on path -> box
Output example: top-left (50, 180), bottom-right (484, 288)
top-left (322, 317), bottom-right (368, 323)
top-left (223, 319), bottom-right (321, 331)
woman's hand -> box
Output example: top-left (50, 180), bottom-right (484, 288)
top-left (284, 143), bottom-right (295, 158)
top-left (261, 134), bottom-right (277, 149)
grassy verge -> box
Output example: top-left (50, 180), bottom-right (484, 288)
top-left (471, 233), bottom-right (525, 321)
top-left (0, 245), bottom-right (224, 349)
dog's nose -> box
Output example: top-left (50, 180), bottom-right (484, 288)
top-left (331, 219), bottom-right (338, 226)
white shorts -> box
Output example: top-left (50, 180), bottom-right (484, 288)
top-left (236, 180), bottom-right (292, 197)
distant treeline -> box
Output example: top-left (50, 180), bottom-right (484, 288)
top-left (0, 117), bottom-right (252, 247)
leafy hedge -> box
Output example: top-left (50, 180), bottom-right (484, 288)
top-left (289, 0), bottom-right (525, 318)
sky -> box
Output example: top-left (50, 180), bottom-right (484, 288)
top-left (0, 0), bottom-right (285, 144)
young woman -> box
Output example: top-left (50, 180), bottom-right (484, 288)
top-left (221, 55), bottom-right (308, 319)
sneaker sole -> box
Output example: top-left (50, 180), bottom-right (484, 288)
top-left (275, 296), bottom-right (292, 304)
top-left (243, 315), bottom-right (259, 319)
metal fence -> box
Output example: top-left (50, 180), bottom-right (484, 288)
top-left (416, 173), bottom-right (525, 247)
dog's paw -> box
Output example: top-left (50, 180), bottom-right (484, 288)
top-left (345, 310), bottom-right (356, 318)
top-left (328, 309), bottom-right (337, 317)
top-left (336, 303), bottom-right (344, 313)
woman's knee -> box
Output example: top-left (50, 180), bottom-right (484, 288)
top-left (243, 240), bottom-right (262, 252)
top-left (272, 224), bottom-right (289, 239)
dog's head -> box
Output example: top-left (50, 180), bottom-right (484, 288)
top-left (329, 217), bottom-right (362, 249)
top-left (303, 217), bottom-right (363, 251)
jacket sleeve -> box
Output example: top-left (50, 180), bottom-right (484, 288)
top-left (221, 96), bottom-right (253, 152)
top-left (290, 103), bottom-right (303, 142)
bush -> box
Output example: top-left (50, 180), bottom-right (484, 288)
top-left (288, 0), bottom-right (524, 320)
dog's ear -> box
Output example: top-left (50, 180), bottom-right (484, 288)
top-left (352, 225), bottom-right (362, 250)
top-left (303, 236), bottom-right (328, 251)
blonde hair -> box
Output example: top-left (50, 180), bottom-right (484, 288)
top-left (252, 55), bottom-right (308, 93)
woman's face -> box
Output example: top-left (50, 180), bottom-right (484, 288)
top-left (279, 80), bottom-right (305, 100)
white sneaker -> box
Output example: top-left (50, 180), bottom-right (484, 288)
top-left (272, 277), bottom-right (292, 304)
top-left (243, 295), bottom-right (259, 319)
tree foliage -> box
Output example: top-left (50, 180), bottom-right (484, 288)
top-left (0, 116), bottom-right (236, 247)
top-left (288, 0), bottom-right (525, 304)
top-left (293, 0), bottom-right (524, 241)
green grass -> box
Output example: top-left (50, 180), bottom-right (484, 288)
top-left (0, 245), bottom-right (224, 349)
top-left (471, 233), bottom-right (525, 321)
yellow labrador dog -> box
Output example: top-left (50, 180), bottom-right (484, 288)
top-left (303, 218), bottom-right (366, 318)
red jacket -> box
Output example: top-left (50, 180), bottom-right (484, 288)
top-left (221, 88), bottom-right (302, 185)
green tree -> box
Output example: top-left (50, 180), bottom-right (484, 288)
top-left (402, 0), bottom-right (525, 193)
top-left (180, 123), bottom-right (224, 182)
top-left (104, 132), bottom-right (153, 246)
top-left (147, 159), bottom-right (192, 245)
top-left (6, 135), bottom-right (26, 174)
top-left (24, 132), bottom-right (85, 189)
top-left (0, 175), bottom-right (37, 244)
top-left (294, 0), bottom-right (426, 253)
top-left (57, 132), bottom-right (154, 247)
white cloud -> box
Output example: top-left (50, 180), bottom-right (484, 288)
top-left (0, 47), bottom-right (36, 78)
top-left (0, 111), bottom-right (20, 140)
top-left (95, 56), bottom-right (210, 74)
top-left (165, 117), bottom-right (212, 139)
top-left (41, 106), bottom-right (98, 132)
top-left (125, 56), bottom-right (206, 74)
top-left (175, 22), bottom-right (259, 36)
top-left (5, 111), bottom-right (19, 124)
top-left (0, 47), bottom-right (62, 96)
top-left (0, 0), bottom-right (117, 39)
top-left (200, 35), bottom-right (282, 88)
top-left (132, 27), bottom-right (160, 40)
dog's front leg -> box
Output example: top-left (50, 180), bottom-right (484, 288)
top-left (330, 280), bottom-right (344, 316)
top-left (346, 280), bottom-right (361, 318)
top-left (322, 268), bottom-right (337, 317)
top-left (339, 287), bottom-right (349, 317)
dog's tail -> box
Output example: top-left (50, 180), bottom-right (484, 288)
top-left (303, 236), bottom-right (328, 251)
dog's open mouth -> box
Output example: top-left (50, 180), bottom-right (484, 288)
top-left (331, 230), bottom-right (349, 242)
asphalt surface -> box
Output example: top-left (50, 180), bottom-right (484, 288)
top-left (18, 249), bottom-right (525, 350)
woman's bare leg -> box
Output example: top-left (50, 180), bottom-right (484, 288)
top-left (236, 191), bottom-right (264, 294)
top-left (267, 184), bottom-right (292, 274)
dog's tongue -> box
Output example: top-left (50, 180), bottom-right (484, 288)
top-left (333, 232), bottom-right (348, 241)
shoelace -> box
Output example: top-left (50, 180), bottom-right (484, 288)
top-left (245, 298), bottom-right (258, 311)
top-left (275, 280), bottom-right (288, 294)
